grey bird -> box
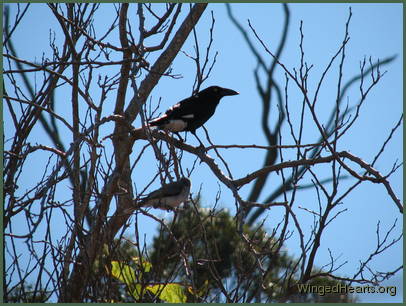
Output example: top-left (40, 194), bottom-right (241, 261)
top-left (139, 177), bottom-right (191, 210)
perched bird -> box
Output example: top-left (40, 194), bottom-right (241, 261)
top-left (149, 86), bottom-right (239, 141)
top-left (139, 177), bottom-right (191, 210)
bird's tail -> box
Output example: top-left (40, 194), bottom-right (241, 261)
top-left (148, 116), bottom-right (167, 128)
top-left (137, 198), bottom-right (169, 210)
top-left (135, 196), bottom-right (153, 208)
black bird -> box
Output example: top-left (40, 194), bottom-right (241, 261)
top-left (149, 86), bottom-right (239, 142)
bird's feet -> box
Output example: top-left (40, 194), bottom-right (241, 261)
top-left (174, 132), bottom-right (185, 142)
top-left (195, 143), bottom-right (206, 154)
top-left (152, 203), bottom-right (175, 211)
top-left (164, 204), bottom-right (176, 212)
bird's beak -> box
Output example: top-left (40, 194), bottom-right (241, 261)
top-left (221, 88), bottom-right (239, 96)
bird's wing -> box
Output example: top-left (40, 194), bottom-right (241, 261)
top-left (165, 95), bottom-right (203, 120)
top-left (145, 180), bottom-right (184, 200)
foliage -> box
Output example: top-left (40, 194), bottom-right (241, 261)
top-left (147, 201), bottom-right (355, 302)
top-left (109, 259), bottom-right (188, 303)
top-left (5, 282), bottom-right (49, 303)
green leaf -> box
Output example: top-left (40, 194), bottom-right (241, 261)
top-left (131, 283), bottom-right (143, 300)
top-left (147, 283), bottom-right (187, 303)
top-left (110, 259), bottom-right (187, 302)
top-left (132, 256), bottom-right (152, 273)
top-left (188, 279), bottom-right (209, 297)
top-left (110, 261), bottom-right (137, 288)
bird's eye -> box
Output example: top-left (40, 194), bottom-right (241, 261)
top-left (214, 87), bottom-right (219, 92)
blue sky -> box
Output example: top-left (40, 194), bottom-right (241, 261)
top-left (4, 3), bottom-right (403, 302)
